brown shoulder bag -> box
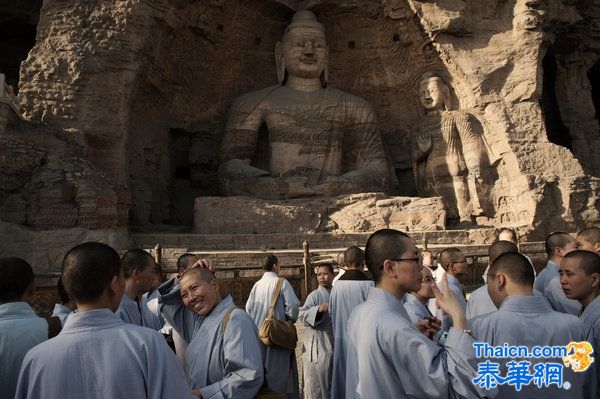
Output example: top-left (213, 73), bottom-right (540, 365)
top-left (258, 277), bottom-right (298, 350)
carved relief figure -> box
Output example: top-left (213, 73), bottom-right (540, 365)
top-left (412, 72), bottom-right (499, 222)
top-left (219, 11), bottom-right (392, 199)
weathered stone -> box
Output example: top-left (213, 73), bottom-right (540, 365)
top-left (194, 193), bottom-right (446, 234)
top-left (0, 0), bottom-right (596, 239)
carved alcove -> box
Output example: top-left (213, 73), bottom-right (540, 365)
top-left (126, 0), bottom-right (452, 228)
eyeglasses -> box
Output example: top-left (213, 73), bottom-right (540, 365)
top-left (422, 276), bottom-right (435, 284)
top-left (389, 257), bottom-right (422, 264)
top-left (449, 259), bottom-right (467, 265)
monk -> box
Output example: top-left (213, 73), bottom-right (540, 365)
top-left (15, 242), bottom-right (194, 399)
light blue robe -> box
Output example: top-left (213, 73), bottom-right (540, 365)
top-left (15, 308), bottom-right (193, 399)
top-left (245, 271), bottom-right (300, 398)
top-left (141, 289), bottom-right (165, 330)
top-left (466, 284), bottom-right (497, 320)
top-left (434, 274), bottom-right (467, 331)
top-left (115, 294), bottom-right (143, 326)
top-left (298, 285), bottom-right (333, 399)
top-left (329, 279), bottom-right (373, 399)
top-left (346, 287), bottom-right (494, 398)
top-left (159, 279), bottom-right (263, 398)
top-left (469, 295), bottom-right (585, 398)
top-left (51, 303), bottom-right (74, 327)
top-left (403, 292), bottom-right (434, 325)
top-left (580, 295), bottom-right (600, 399)
top-left (533, 260), bottom-right (559, 293)
top-left (0, 302), bottom-right (47, 399)
top-left (544, 276), bottom-right (581, 315)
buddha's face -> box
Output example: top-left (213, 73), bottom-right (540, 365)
top-left (418, 77), bottom-right (445, 111)
top-left (282, 27), bottom-right (327, 79)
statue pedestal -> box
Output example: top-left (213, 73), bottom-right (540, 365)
top-left (194, 193), bottom-right (446, 234)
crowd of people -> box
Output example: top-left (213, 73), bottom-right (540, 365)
top-left (0, 227), bottom-right (599, 398)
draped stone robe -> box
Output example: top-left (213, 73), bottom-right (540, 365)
top-left (580, 295), bottom-right (600, 398)
top-left (329, 275), bottom-right (373, 399)
top-left (15, 309), bottom-right (193, 399)
top-left (245, 271), bottom-right (300, 397)
top-left (158, 279), bottom-right (263, 399)
top-left (346, 287), bottom-right (493, 398)
top-left (220, 85), bottom-right (392, 198)
top-left (469, 295), bottom-right (585, 398)
top-left (297, 285), bottom-right (333, 399)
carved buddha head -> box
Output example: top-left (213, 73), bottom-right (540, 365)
top-left (275, 10), bottom-right (328, 86)
top-left (417, 73), bottom-right (452, 112)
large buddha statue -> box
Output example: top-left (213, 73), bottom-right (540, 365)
top-left (412, 72), bottom-right (499, 223)
top-left (219, 11), bottom-right (392, 199)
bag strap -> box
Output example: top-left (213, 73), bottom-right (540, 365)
top-left (43, 315), bottom-right (62, 338)
top-left (221, 306), bottom-right (237, 337)
top-left (266, 277), bottom-right (284, 321)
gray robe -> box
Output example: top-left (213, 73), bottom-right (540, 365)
top-left (466, 285), bottom-right (497, 320)
top-left (403, 292), bottom-right (433, 325)
top-left (544, 276), bottom-right (581, 315)
top-left (533, 260), bottom-right (559, 293)
top-left (141, 289), bottom-right (165, 330)
top-left (51, 303), bottom-right (74, 327)
top-left (15, 309), bottom-right (193, 399)
top-left (470, 295), bottom-right (585, 398)
top-left (298, 285), bottom-right (333, 399)
top-left (346, 287), bottom-right (493, 398)
top-left (434, 274), bottom-right (467, 331)
top-left (159, 279), bottom-right (263, 398)
top-left (0, 302), bottom-right (48, 399)
top-left (581, 295), bottom-right (600, 399)
top-left (245, 271), bottom-right (300, 398)
top-left (115, 294), bottom-right (143, 326)
top-left (329, 279), bottom-right (373, 399)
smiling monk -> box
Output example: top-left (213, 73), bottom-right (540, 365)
top-left (159, 266), bottom-right (264, 399)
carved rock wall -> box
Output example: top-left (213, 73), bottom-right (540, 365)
top-left (0, 105), bottom-right (129, 230)
top-left (13, 0), bottom-right (600, 237)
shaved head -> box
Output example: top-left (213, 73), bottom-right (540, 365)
top-left (344, 246), bottom-right (364, 269)
top-left (545, 232), bottom-right (574, 257)
top-left (438, 248), bottom-right (463, 270)
top-left (578, 227), bottom-right (600, 244)
top-left (563, 250), bottom-right (600, 276)
top-left (498, 228), bottom-right (517, 244)
top-left (365, 229), bottom-right (410, 283)
top-left (489, 240), bottom-right (519, 264)
top-left (489, 252), bottom-right (534, 287)
top-left (180, 266), bottom-right (216, 284)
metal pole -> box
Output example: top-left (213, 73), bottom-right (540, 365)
top-left (303, 240), bottom-right (310, 300)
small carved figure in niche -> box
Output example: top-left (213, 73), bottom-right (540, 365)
top-left (412, 72), bottom-right (499, 223)
top-left (219, 11), bottom-right (392, 199)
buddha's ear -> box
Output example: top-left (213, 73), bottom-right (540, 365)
top-left (321, 44), bottom-right (329, 87)
top-left (442, 82), bottom-right (452, 111)
top-left (275, 41), bottom-right (285, 84)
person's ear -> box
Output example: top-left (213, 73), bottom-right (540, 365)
top-left (321, 44), bottom-right (329, 87)
top-left (132, 268), bottom-right (140, 281)
top-left (591, 273), bottom-right (600, 288)
top-left (496, 273), bottom-right (507, 291)
top-left (382, 260), bottom-right (396, 278)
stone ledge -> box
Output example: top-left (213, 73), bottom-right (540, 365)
top-left (194, 193), bottom-right (447, 235)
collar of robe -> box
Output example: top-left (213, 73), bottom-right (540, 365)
top-left (60, 308), bottom-right (124, 332)
top-left (0, 301), bottom-right (37, 318)
top-left (497, 295), bottom-right (553, 313)
top-left (338, 269), bottom-right (371, 281)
